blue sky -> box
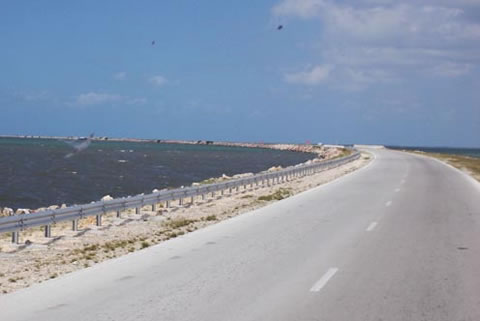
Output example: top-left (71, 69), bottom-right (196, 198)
top-left (1, 0), bottom-right (479, 147)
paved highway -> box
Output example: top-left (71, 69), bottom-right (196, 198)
top-left (1, 148), bottom-right (479, 321)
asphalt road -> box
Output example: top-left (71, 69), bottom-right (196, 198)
top-left (1, 148), bottom-right (479, 321)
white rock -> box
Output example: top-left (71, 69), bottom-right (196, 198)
top-left (152, 189), bottom-right (160, 193)
top-left (3, 207), bottom-right (14, 216)
top-left (16, 208), bottom-right (30, 215)
top-left (192, 183), bottom-right (200, 187)
top-left (232, 173), bottom-right (253, 178)
top-left (222, 174), bottom-right (231, 179)
top-left (48, 205), bottom-right (59, 210)
top-left (61, 204), bottom-right (67, 208)
top-left (101, 195), bottom-right (114, 201)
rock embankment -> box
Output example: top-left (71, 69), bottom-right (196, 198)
top-left (0, 144), bottom-right (344, 216)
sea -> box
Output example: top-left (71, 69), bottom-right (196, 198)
top-left (0, 138), bottom-right (315, 210)
top-left (387, 146), bottom-right (480, 158)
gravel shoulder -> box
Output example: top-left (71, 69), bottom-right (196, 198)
top-left (0, 152), bottom-right (371, 295)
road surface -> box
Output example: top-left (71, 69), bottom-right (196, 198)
top-left (1, 148), bottom-right (479, 321)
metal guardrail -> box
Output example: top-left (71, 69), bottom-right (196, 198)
top-left (0, 151), bottom-right (360, 243)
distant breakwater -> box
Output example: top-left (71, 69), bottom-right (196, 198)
top-left (0, 137), bottom-right (336, 212)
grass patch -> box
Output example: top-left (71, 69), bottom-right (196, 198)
top-left (333, 148), bottom-right (353, 159)
top-left (165, 218), bottom-right (196, 229)
top-left (140, 241), bottom-right (150, 249)
top-left (258, 188), bottom-right (292, 201)
top-left (83, 244), bottom-right (99, 252)
top-left (198, 178), bottom-right (218, 185)
top-left (240, 194), bottom-right (253, 199)
top-left (103, 240), bottom-right (128, 252)
top-left (205, 215), bottom-right (217, 221)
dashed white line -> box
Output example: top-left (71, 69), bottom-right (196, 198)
top-left (395, 188), bottom-right (401, 192)
top-left (385, 201), bottom-right (392, 207)
top-left (366, 222), bottom-right (378, 232)
top-left (310, 268), bottom-right (339, 292)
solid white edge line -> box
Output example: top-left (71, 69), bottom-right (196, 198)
top-left (310, 268), bottom-right (339, 292)
top-left (366, 222), bottom-right (378, 232)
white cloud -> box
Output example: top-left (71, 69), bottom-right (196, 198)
top-left (68, 92), bottom-right (146, 107)
top-left (72, 92), bottom-right (122, 106)
top-left (430, 62), bottom-right (473, 77)
top-left (273, 0), bottom-right (326, 18)
top-left (113, 72), bottom-right (127, 80)
top-left (273, 0), bottom-right (480, 89)
top-left (149, 75), bottom-right (168, 87)
top-left (284, 64), bottom-right (333, 85)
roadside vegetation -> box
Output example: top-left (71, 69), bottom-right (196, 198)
top-left (334, 148), bottom-right (353, 159)
top-left (409, 151), bottom-right (480, 182)
top-left (258, 188), bottom-right (292, 201)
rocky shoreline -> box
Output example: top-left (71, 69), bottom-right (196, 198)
top-left (0, 141), bottom-right (343, 216)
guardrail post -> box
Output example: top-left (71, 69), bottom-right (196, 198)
top-left (135, 207), bottom-right (140, 214)
top-left (190, 196), bottom-right (194, 203)
top-left (116, 210), bottom-right (121, 218)
top-left (96, 214), bottom-right (102, 226)
top-left (211, 191), bottom-right (215, 197)
top-left (221, 189), bottom-right (224, 196)
top-left (72, 219), bottom-right (78, 231)
top-left (236, 186), bottom-right (239, 192)
top-left (179, 198), bottom-right (183, 206)
top-left (166, 200), bottom-right (170, 208)
top-left (202, 194), bottom-right (206, 200)
top-left (229, 187), bottom-right (232, 193)
top-left (44, 225), bottom-right (51, 238)
top-left (152, 204), bottom-right (157, 211)
top-left (12, 231), bottom-right (19, 244)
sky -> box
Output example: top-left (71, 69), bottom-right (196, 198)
top-left (1, 0), bottom-right (479, 147)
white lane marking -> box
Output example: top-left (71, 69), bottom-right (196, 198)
top-left (366, 222), bottom-right (378, 232)
top-left (394, 188), bottom-right (401, 192)
top-left (310, 268), bottom-right (339, 292)
top-left (385, 201), bottom-right (392, 207)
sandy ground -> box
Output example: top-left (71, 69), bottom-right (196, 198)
top-left (0, 153), bottom-right (371, 295)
